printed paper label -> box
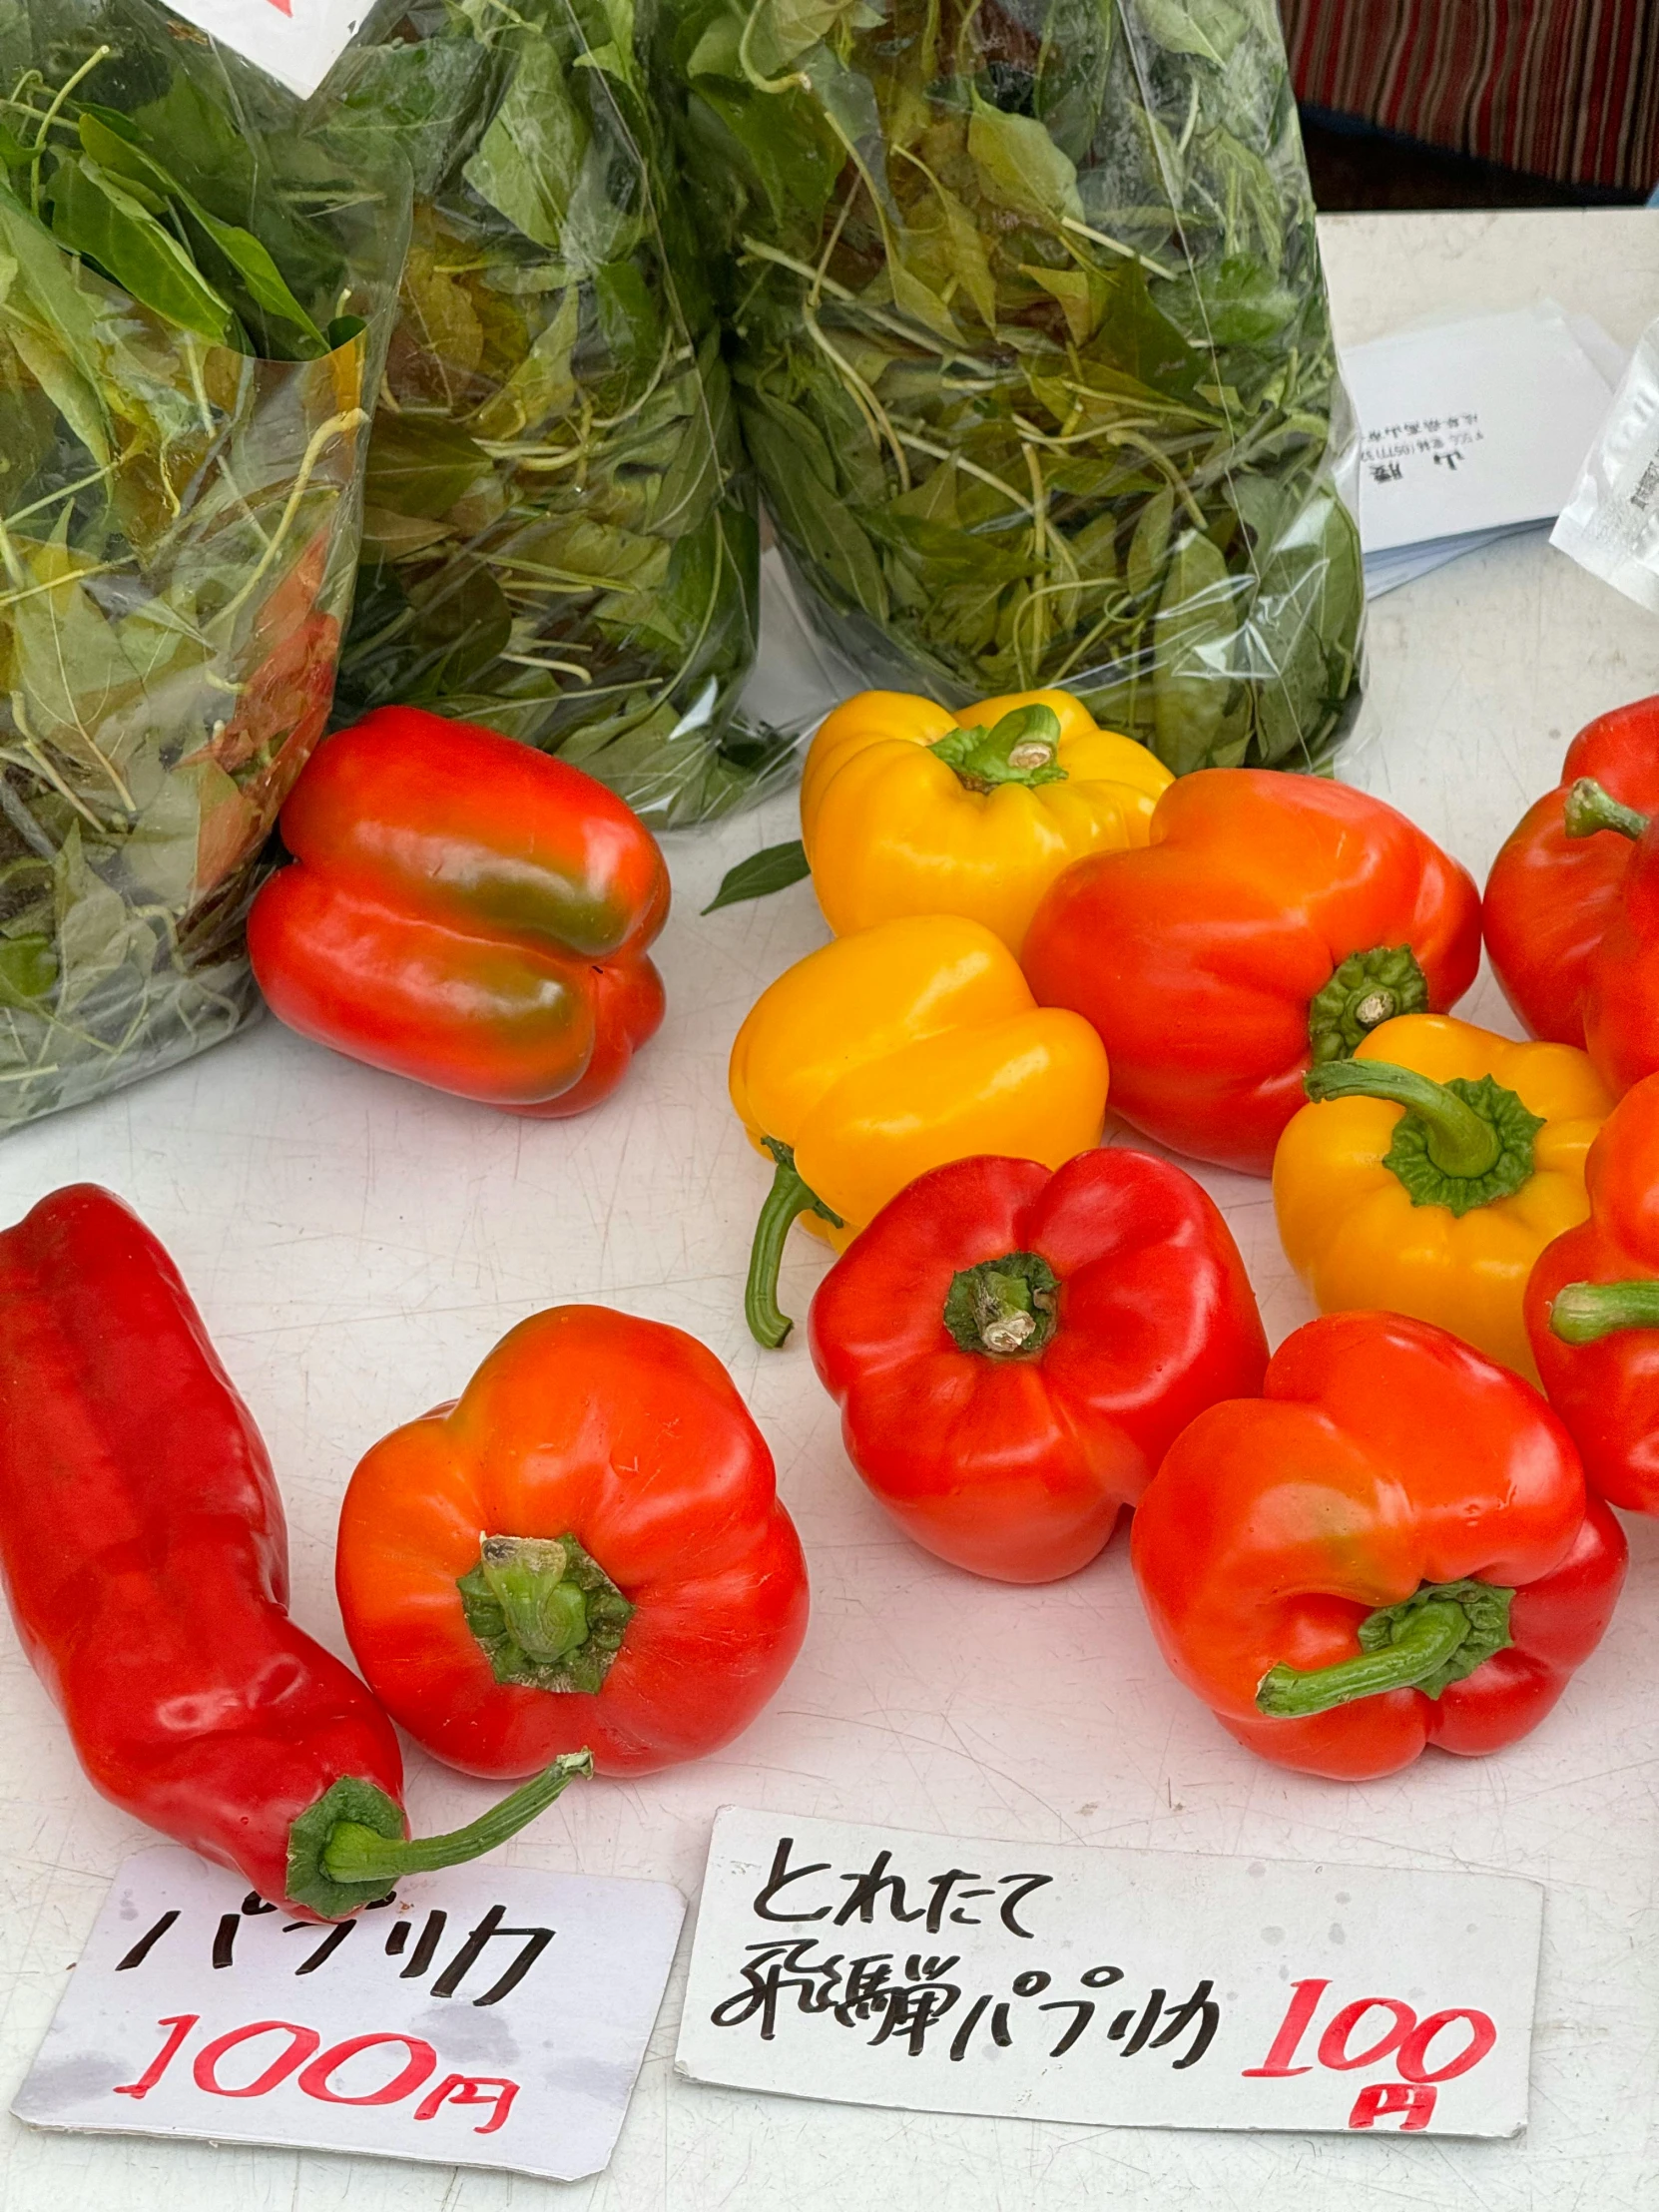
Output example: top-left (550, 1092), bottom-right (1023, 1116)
top-left (15, 1848), bottom-right (684, 2181)
top-left (1344, 301), bottom-right (1614, 554)
top-left (676, 1809), bottom-right (1541, 2138)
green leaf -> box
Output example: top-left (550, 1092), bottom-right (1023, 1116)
top-left (935, 184), bottom-right (997, 327)
top-left (1126, 484), bottom-right (1174, 599)
top-left (593, 260), bottom-right (662, 394)
top-left (401, 559), bottom-right (515, 696)
top-left (469, 285), bottom-right (580, 439)
top-left (464, 38), bottom-right (590, 253)
top-left (742, 398), bottom-right (890, 619)
top-left (687, 76), bottom-right (841, 233)
top-left (0, 936), bottom-right (57, 1008)
top-left (0, 180), bottom-right (114, 461)
top-left (1021, 262), bottom-right (1103, 344)
top-left (1152, 530), bottom-right (1238, 773)
top-left (46, 154), bottom-right (234, 344)
top-left (1131, 0), bottom-right (1250, 67)
top-left (966, 98), bottom-right (1083, 229)
top-left (180, 204), bottom-right (325, 352)
top-left (702, 837), bottom-right (811, 912)
top-left (7, 532), bottom-right (146, 789)
top-left (80, 111), bottom-right (326, 351)
top-left (365, 413), bottom-right (493, 518)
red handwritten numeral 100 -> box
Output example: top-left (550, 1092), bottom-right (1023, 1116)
top-left (1243, 1978), bottom-right (1498, 2131)
top-left (112, 2015), bottom-right (519, 2135)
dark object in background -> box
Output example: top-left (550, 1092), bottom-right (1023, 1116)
top-left (1283, 0), bottom-right (1658, 199)
top-left (1302, 115), bottom-right (1646, 211)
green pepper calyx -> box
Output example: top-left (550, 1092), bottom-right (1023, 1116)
top-left (930, 704), bottom-right (1068, 793)
top-left (943, 1250), bottom-right (1059, 1358)
top-left (1304, 1057), bottom-right (1543, 1215)
top-left (459, 1532), bottom-right (633, 1693)
top-left (285, 1752), bottom-right (593, 1921)
top-left (1308, 944), bottom-right (1428, 1062)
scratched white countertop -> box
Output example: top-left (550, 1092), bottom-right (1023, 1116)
top-left (3, 208), bottom-right (1659, 2212)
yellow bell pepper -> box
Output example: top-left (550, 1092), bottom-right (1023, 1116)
top-left (800, 687), bottom-right (1172, 954)
top-left (1273, 1012), bottom-right (1612, 1380)
top-left (729, 913), bottom-right (1109, 1347)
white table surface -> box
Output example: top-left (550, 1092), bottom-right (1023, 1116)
top-left (4, 208), bottom-right (1659, 2212)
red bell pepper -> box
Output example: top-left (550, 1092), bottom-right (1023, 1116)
top-left (1527, 1072), bottom-right (1659, 1511)
top-left (249, 707), bottom-right (669, 1116)
top-left (1483, 696), bottom-right (1659, 1048)
top-left (808, 1150), bottom-right (1268, 1582)
top-left (1020, 770), bottom-right (1480, 1175)
top-left (0, 1187), bottom-right (589, 1920)
top-left (1131, 1311), bottom-right (1626, 1780)
top-left (1516, 771), bottom-right (1659, 1098)
top-left (335, 1305), bottom-right (809, 1778)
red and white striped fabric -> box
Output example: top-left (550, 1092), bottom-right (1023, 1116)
top-left (1279, 0), bottom-right (1659, 193)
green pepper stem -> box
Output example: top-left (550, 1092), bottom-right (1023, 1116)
top-left (1550, 1279), bottom-right (1659, 1343)
top-left (745, 1138), bottom-right (843, 1350)
top-left (320, 1751), bottom-right (594, 1887)
top-left (478, 1535), bottom-right (589, 1665)
top-left (1303, 1057), bottom-right (1500, 1179)
top-left (1564, 778), bottom-right (1649, 841)
top-left (1256, 1603), bottom-right (1469, 1718)
top-left (928, 705), bottom-right (1068, 792)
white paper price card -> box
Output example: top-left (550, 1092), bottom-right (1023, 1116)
top-left (676, 1810), bottom-right (1543, 2139)
top-left (160, 0), bottom-right (367, 100)
top-left (14, 1847), bottom-right (684, 2181)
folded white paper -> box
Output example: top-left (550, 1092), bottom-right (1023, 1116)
top-left (1344, 302), bottom-right (1618, 567)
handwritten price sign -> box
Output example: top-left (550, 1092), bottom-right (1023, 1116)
top-left (14, 1849), bottom-right (684, 2181)
top-left (676, 1811), bottom-right (1542, 2139)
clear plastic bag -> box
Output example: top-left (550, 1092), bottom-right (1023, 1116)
top-left (664, 0), bottom-right (1364, 774)
top-left (0, 0), bottom-right (408, 1132)
top-left (322, 0), bottom-right (785, 827)
top-left (1551, 312), bottom-right (1659, 617)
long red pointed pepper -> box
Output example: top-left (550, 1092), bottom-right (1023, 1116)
top-left (0, 1186), bottom-right (590, 1919)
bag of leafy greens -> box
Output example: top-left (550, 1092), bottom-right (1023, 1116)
top-left (663, 0), bottom-right (1363, 775)
top-left (0, 0), bottom-right (408, 1131)
top-left (322, 0), bottom-right (782, 827)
